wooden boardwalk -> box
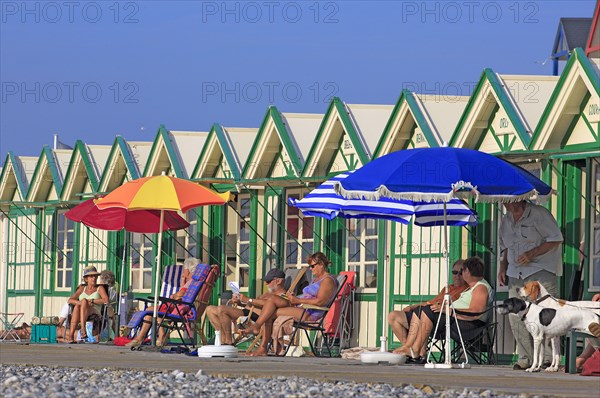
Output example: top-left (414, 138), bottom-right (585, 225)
top-left (1, 343), bottom-right (599, 397)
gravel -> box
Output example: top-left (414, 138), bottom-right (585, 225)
top-left (0, 364), bottom-right (549, 398)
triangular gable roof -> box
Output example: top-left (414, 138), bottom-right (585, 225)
top-left (375, 90), bottom-right (465, 156)
top-left (193, 124), bottom-right (258, 183)
top-left (242, 107), bottom-right (305, 181)
top-left (302, 97), bottom-right (371, 179)
top-left (169, 130), bottom-right (209, 179)
top-left (586, 1), bottom-right (600, 58)
top-left (143, 125), bottom-right (185, 178)
top-left (345, 103), bottom-right (394, 156)
top-left (98, 136), bottom-right (150, 193)
top-left (193, 124), bottom-right (240, 183)
top-left (0, 152), bottom-right (37, 203)
top-left (552, 18), bottom-right (593, 60)
top-left (27, 146), bottom-right (71, 202)
top-left (60, 141), bottom-right (111, 201)
top-left (450, 69), bottom-right (558, 153)
top-left (531, 48), bottom-right (600, 151)
top-left (280, 112), bottom-right (323, 163)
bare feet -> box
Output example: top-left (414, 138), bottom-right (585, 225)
top-left (393, 346), bottom-right (412, 355)
top-left (241, 325), bottom-right (260, 336)
top-left (249, 347), bottom-right (268, 356)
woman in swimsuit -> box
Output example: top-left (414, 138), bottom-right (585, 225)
top-left (66, 266), bottom-right (109, 343)
top-left (243, 252), bottom-right (338, 356)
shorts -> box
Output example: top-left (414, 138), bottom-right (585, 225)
top-left (242, 308), bottom-right (259, 322)
top-left (405, 305), bottom-right (427, 323)
top-left (421, 305), bottom-right (485, 336)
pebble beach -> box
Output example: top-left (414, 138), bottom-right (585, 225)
top-left (1, 364), bottom-right (555, 398)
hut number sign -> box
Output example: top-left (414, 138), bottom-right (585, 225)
top-left (588, 103), bottom-right (600, 123)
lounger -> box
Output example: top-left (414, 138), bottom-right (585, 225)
top-left (127, 263), bottom-right (220, 351)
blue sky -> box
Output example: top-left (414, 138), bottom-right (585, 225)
top-left (0, 1), bottom-right (595, 162)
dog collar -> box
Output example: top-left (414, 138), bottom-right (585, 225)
top-left (521, 302), bottom-right (532, 321)
top-left (535, 294), bottom-right (551, 305)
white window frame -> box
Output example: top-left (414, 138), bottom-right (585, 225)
top-left (346, 218), bottom-right (379, 292)
top-left (176, 210), bottom-right (198, 261)
top-left (237, 195), bottom-right (251, 292)
top-left (130, 233), bottom-right (154, 293)
top-left (284, 189), bottom-right (314, 268)
top-left (55, 210), bottom-right (74, 291)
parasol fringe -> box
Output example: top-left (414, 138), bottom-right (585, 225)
top-left (336, 183), bottom-right (554, 204)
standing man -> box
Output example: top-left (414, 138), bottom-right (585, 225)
top-left (498, 200), bottom-right (563, 370)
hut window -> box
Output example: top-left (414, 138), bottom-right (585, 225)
top-left (346, 218), bottom-right (378, 290)
top-left (284, 191), bottom-right (314, 267)
top-left (130, 233), bottom-right (154, 292)
top-left (55, 211), bottom-right (75, 290)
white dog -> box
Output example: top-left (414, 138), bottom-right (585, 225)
top-left (498, 297), bottom-right (600, 372)
top-left (518, 281), bottom-right (600, 316)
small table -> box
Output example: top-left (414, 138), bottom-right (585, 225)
top-left (0, 312), bottom-right (24, 342)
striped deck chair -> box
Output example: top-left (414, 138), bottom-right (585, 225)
top-left (126, 265), bottom-right (183, 338)
top-left (128, 264), bottom-right (218, 351)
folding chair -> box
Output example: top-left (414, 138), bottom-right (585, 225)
top-left (0, 312), bottom-right (24, 342)
top-left (126, 264), bottom-right (183, 338)
top-left (127, 264), bottom-right (218, 351)
top-left (428, 289), bottom-right (497, 365)
top-left (283, 274), bottom-right (348, 357)
top-left (316, 271), bottom-right (356, 356)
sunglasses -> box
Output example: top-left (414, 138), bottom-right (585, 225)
top-left (309, 262), bottom-right (319, 269)
top-left (452, 269), bottom-right (462, 275)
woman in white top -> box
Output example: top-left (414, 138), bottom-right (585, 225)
top-left (405, 256), bottom-right (491, 363)
top-left (66, 266), bottom-right (109, 343)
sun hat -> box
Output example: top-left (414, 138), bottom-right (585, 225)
top-left (82, 266), bottom-right (100, 278)
top-left (263, 268), bottom-right (285, 283)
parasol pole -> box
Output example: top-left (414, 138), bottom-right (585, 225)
top-left (425, 201), bottom-right (453, 368)
top-left (442, 201), bottom-right (451, 366)
top-left (425, 201), bottom-right (470, 369)
top-left (151, 209), bottom-right (165, 346)
top-left (117, 232), bottom-right (127, 317)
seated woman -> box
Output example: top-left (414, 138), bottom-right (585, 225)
top-left (402, 256), bottom-right (492, 363)
top-left (66, 266), bottom-right (109, 343)
top-left (242, 252), bottom-right (338, 356)
top-left (124, 258), bottom-right (196, 348)
top-left (389, 259), bottom-right (468, 357)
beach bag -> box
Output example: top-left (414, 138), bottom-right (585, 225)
top-left (581, 349), bottom-right (600, 377)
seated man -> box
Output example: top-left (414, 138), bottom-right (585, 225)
top-left (389, 259), bottom-right (468, 358)
top-left (402, 256), bottom-right (492, 363)
top-left (205, 268), bottom-right (287, 347)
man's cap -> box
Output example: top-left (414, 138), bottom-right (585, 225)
top-left (263, 268), bottom-right (285, 283)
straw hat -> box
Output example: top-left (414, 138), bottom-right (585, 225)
top-left (82, 266), bottom-right (100, 278)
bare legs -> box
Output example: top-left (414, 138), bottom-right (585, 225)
top-left (249, 306), bottom-right (307, 356)
top-left (205, 305), bottom-right (245, 345)
top-left (395, 311), bottom-right (435, 358)
top-left (388, 311), bottom-right (409, 353)
top-left (126, 308), bottom-right (167, 346)
top-left (389, 309), bottom-right (430, 357)
top-left (67, 299), bottom-right (97, 341)
top-left (244, 295), bottom-right (290, 335)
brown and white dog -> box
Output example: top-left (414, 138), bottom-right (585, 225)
top-left (518, 281), bottom-right (600, 317)
top-left (498, 297), bottom-right (600, 372)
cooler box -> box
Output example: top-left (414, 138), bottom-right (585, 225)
top-left (31, 324), bottom-right (57, 344)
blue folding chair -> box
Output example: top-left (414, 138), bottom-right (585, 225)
top-left (128, 264), bottom-right (215, 351)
